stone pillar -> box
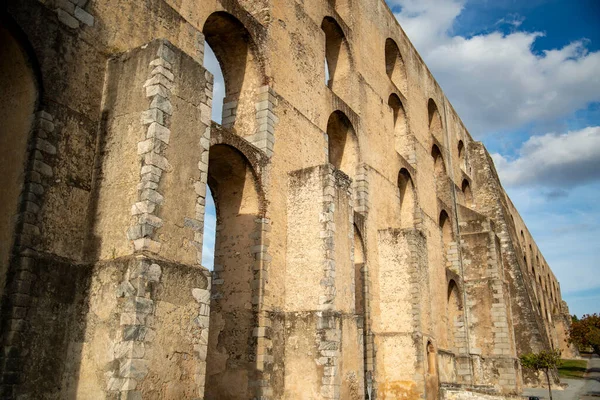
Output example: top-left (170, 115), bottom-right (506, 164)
top-left (459, 206), bottom-right (519, 393)
top-left (373, 227), bottom-right (428, 399)
top-left (75, 39), bottom-right (214, 399)
top-left (284, 165), bottom-right (364, 400)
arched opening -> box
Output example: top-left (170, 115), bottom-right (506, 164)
top-left (457, 140), bottom-right (466, 170)
top-left (461, 179), bottom-right (473, 206)
top-left (385, 38), bottom-right (407, 94)
top-left (397, 168), bottom-right (415, 227)
top-left (321, 17), bottom-right (350, 91)
top-left (520, 230), bottom-right (525, 248)
top-left (428, 99), bottom-right (443, 139)
top-left (201, 187), bottom-right (217, 270)
top-left (326, 110), bottom-right (358, 180)
top-left (388, 93), bottom-right (407, 154)
top-left (427, 341), bottom-right (436, 375)
top-left (203, 12), bottom-right (261, 131)
top-left (205, 144), bottom-right (261, 399)
top-left (203, 43), bottom-right (225, 123)
top-left (447, 280), bottom-right (462, 352)
top-left (431, 144), bottom-right (446, 193)
top-left (439, 210), bottom-right (452, 263)
top-left (0, 20), bottom-right (38, 299)
top-left (354, 224), bottom-right (366, 315)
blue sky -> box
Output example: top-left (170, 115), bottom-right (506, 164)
top-left (202, 0), bottom-right (600, 317)
top-left (390, 0), bottom-right (600, 317)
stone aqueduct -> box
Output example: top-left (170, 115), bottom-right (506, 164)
top-left (0, 0), bottom-right (576, 399)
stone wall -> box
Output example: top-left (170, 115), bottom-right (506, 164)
top-left (0, 0), bottom-right (575, 398)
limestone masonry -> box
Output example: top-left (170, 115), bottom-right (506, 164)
top-left (0, 0), bottom-right (577, 399)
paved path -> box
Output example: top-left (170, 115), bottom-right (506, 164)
top-left (579, 354), bottom-right (600, 399)
top-left (522, 355), bottom-right (600, 400)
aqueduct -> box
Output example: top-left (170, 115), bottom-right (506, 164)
top-left (0, 0), bottom-right (576, 399)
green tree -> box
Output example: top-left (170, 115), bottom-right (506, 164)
top-left (520, 349), bottom-right (561, 400)
top-left (568, 313), bottom-right (600, 355)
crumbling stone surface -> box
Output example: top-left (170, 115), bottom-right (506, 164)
top-left (0, 0), bottom-right (574, 399)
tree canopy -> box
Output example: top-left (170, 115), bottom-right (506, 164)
top-left (569, 313), bottom-right (600, 355)
top-left (520, 349), bottom-right (561, 400)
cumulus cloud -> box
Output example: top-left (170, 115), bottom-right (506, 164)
top-left (390, 0), bottom-right (600, 135)
top-left (491, 126), bottom-right (600, 188)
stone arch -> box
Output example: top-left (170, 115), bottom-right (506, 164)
top-left (428, 99), bottom-right (443, 139)
top-left (431, 144), bottom-right (446, 193)
top-left (384, 38), bottom-right (407, 93)
top-left (426, 341), bottom-right (436, 375)
top-left (397, 168), bottom-right (415, 227)
top-left (439, 210), bottom-right (452, 256)
top-left (204, 143), bottom-right (263, 399)
top-left (0, 17), bottom-right (40, 300)
top-left (203, 12), bottom-right (263, 131)
top-left (322, 17), bottom-right (351, 91)
top-left (209, 127), bottom-right (268, 209)
top-left (354, 224), bottom-right (366, 315)
top-left (461, 179), bottom-right (473, 206)
top-left (326, 110), bottom-right (359, 180)
top-left (388, 93), bottom-right (407, 154)
top-left (457, 140), bottom-right (465, 169)
top-left (520, 230), bottom-right (525, 247)
top-left (447, 280), bottom-right (462, 352)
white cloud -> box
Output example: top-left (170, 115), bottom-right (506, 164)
top-left (391, 0), bottom-right (600, 135)
top-left (392, 0), bottom-right (464, 53)
top-left (491, 126), bottom-right (600, 188)
top-left (504, 184), bottom-right (600, 305)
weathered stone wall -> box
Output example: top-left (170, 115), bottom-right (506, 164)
top-left (0, 0), bottom-right (575, 398)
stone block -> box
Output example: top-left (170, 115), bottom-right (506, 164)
top-left (74, 6), bottom-right (94, 26)
top-left (57, 9), bottom-right (79, 28)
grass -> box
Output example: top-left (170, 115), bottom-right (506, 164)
top-left (558, 359), bottom-right (588, 379)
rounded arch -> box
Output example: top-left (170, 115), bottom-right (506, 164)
top-left (321, 17), bottom-right (351, 90)
top-left (431, 144), bottom-right (446, 176)
top-left (203, 12), bottom-right (262, 97)
top-left (205, 143), bottom-right (263, 399)
top-left (326, 110), bottom-right (359, 179)
top-left (203, 12), bottom-right (263, 129)
top-left (446, 279), bottom-right (462, 352)
top-left (457, 140), bottom-right (465, 169)
top-left (439, 210), bottom-right (452, 250)
top-left (384, 38), bottom-right (407, 93)
top-left (0, 17), bottom-right (40, 298)
top-left (207, 144), bottom-right (262, 217)
top-left (428, 99), bottom-right (443, 138)
top-left (426, 340), bottom-right (436, 375)
top-left (398, 168), bottom-right (415, 227)
top-left (388, 93), bottom-right (407, 153)
top-left (354, 224), bottom-right (366, 315)
top-left (461, 179), bottom-right (473, 205)
top-left (447, 279), bottom-right (462, 306)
